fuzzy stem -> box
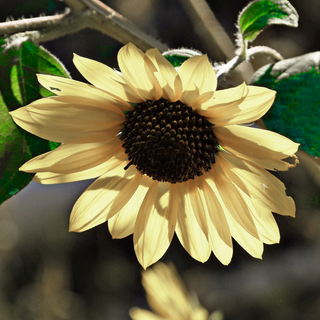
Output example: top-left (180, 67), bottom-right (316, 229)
top-left (0, 10), bottom-right (70, 35)
top-left (64, 0), bottom-right (86, 11)
top-left (80, 0), bottom-right (168, 51)
top-left (0, 0), bottom-right (168, 52)
top-left (246, 45), bottom-right (284, 61)
top-left (179, 0), bottom-right (255, 83)
top-left (216, 55), bottom-right (245, 82)
top-left (217, 45), bottom-right (283, 83)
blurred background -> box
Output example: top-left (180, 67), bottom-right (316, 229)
top-left (1, 0), bottom-right (320, 319)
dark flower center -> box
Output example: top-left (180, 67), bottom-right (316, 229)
top-left (120, 99), bottom-right (219, 183)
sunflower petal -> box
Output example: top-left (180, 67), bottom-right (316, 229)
top-left (130, 308), bottom-right (164, 320)
top-left (108, 175), bottom-right (154, 239)
top-left (178, 55), bottom-right (217, 106)
top-left (244, 194), bottom-right (280, 244)
top-left (189, 91), bottom-right (215, 109)
top-left (143, 55), bottom-right (163, 100)
top-left (204, 163), bottom-right (260, 240)
top-left (199, 85), bottom-right (275, 125)
top-left (204, 163), bottom-right (264, 258)
top-left (228, 218), bottom-right (264, 259)
top-left (196, 82), bottom-right (248, 124)
top-left (230, 86), bottom-right (275, 124)
top-left (215, 125), bottom-right (299, 171)
top-left (10, 97), bottom-right (123, 143)
top-left (33, 150), bottom-right (126, 184)
top-left (69, 164), bottom-right (142, 232)
top-left (20, 139), bottom-right (122, 174)
top-left (118, 43), bottom-right (161, 101)
top-left (37, 74), bottom-right (134, 110)
top-left (27, 96), bottom-right (124, 129)
top-left (186, 180), bottom-right (209, 238)
top-left (218, 152), bottom-right (296, 217)
top-left (134, 182), bottom-right (178, 269)
top-left (9, 106), bottom-right (74, 143)
top-left (175, 184), bottom-right (211, 263)
top-left (187, 178), bottom-right (233, 265)
top-left (142, 263), bottom-right (192, 319)
top-left (73, 54), bottom-right (143, 103)
top-left (146, 48), bottom-right (183, 101)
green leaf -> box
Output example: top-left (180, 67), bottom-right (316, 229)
top-left (0, 38), bottom-right (70, 204)
top-left (251, 52), bottom-right (320, 157)
top-left (163, 48), bottom-right (203, 67)
top-left (165, 55), bottom-right (190, 68)
top-left (238, 0), bottom-right (298, 42)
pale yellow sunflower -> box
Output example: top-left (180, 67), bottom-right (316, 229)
top-left (10, 43), bottom-right (299, 269)
top-left (130, 262), bottom-right (209, 320)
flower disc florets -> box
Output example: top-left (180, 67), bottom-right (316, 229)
top-left (120, 99), bottom-right (219, 183)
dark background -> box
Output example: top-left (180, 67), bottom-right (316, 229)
top-left (0, 1), bottom-right (320, 319)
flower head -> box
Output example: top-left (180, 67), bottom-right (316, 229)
top-left (130, 262), bottom-right (209, 320)
top-left (10, 43), bottom-right (299, 268)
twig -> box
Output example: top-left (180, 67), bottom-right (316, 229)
top-left (246, 46), bottom-right (284, 61)
top-left (64, 0), bottom-right (86, 12)
top-left (216, 45), bottom-right (284, 82)
top-left (81, 0), bottom-right (168, 52)
top-left (0, 10), bottom-right (70, 35)
top-left (216, 55), bottom-right (244, 82)
top-left (0, 0), bottom-right (168, 52)
top-left (18, 10), bottom-right (93, 44)
top-left (179, 0), bottom-right (254, 83)
top-left (178, 0), bottom-right (235, 61)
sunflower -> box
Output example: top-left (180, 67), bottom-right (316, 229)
top-left (10, 43), bottom-right (299, 269)
top-left (130, 262), bottom-right (209, 320)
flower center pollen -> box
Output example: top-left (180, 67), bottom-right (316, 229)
top-left (120, 99), bottom-right (219, 183)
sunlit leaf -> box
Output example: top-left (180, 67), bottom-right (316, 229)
top-left (0, 38), bottom-right (69, 204)
top-left (238, 0), bottom-right (298, 42)
top-left (252, 52), bottom-right (320, 157)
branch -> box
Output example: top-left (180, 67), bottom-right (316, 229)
top-left (0, 0), bottom-right (168, 52)
top-left (63, 0), bottom-right (86, 12)
top-left (0, 10), bottom-right (70, 35)
top-left (16, 10), bottom-right (94, 44)
top-left (216, 45), bottom-right (284, 82)
top-left (246, 46), bottom-right (284, 61)
top-left (178, 0), bottom-right (254, 83)
top-left (81, 0), bottom-right (168, 52)
top-left (178, 0), bottom-right (235, 61)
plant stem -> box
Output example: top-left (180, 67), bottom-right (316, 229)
top-left (178, 0), bottom-right (235, 61)
top-left (0, 10), bottom-right (70, 35)
top-left (179, 0), bottom-right (254, 83)
top-left (0, 0), bottom-right (168, 52)
top-left (246, 46), bottom-right (284, 61)
top-left (217, 45), bottom-right (284, 83)
top-left (80, 0), bottom-right (168, 51)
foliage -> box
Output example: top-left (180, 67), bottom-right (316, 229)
top-left (252, 53), bottom-right (320, 157)
top-left (237, 0), bottom-right (298, 44)
top-left (0, 0), bottom-right (320, 319)
top-left (0, 38), bottom-right (69, 204)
